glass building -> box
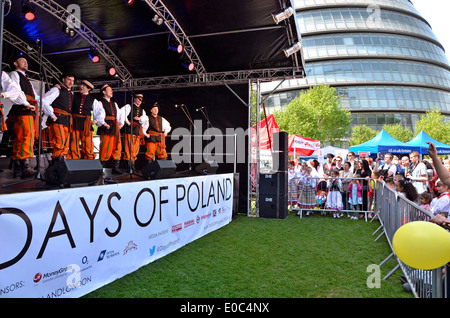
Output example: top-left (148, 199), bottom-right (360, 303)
top-left (262, 0), bottom-right (450, 131)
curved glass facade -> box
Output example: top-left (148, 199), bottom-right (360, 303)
top-left (262, 0), bottom-right (450, 132)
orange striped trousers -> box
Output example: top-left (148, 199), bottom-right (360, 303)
top-left (145, 141), bottom-right (167, 160)
top-left (99, 133), bottom-right (122, 162)
top-left (48, 122), bottom-right (70, 158)
top-left (12, 115), bottom-right (35, 160)
top-left (123, 134), bottom-right (140, 162)
top-left (68, 129), bottom-right (95, 159)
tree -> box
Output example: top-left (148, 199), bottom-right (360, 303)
top-left (382, 123), bottom-right (412, 142)
top-left (414, 108), bottom-right (450, 144)
top-left (273, 85), bottom-right (351, 145)
top-left (349, 125), bottom-right (378, 146)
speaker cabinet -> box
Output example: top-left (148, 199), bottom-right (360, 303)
top-left (45, 159), bottom-right (103, 187)
top-left (142, 160), bottom-right (177, 179)
top-left (195, 160), bottom-right (219, 175)
top-left (272, 131), bottom-right (288, 172)
top-left (259, 171), bottom-right (287, 196)
top-left (259, 194), bottom-right (288, 219)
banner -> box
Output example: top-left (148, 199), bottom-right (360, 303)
top-left (0, 174), bottom-right (234, 298)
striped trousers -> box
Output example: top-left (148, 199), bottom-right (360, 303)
top-left (123, 134), bottom-right (140, 162)
top-left (12, 115), bottom-right (35, 160)
top-left (99, 133), bottom-right (122, 162)
top-left (68, 129), bottom-right (95, 159)
top-left (48, 122), bottom-right (70, 158)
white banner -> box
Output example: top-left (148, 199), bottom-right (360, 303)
top-left (0, 173), bottom-right (234, 298)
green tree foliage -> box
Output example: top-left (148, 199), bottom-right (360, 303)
top-left (273, 85), bottom-right (351, 145)
top-left (349, 125), bottom-right (378, 146)
top-left (382, 123), bottom-right (412, 142)
top-left (414, 108), bottom-right (450, 144)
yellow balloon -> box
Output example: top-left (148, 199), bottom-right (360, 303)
top-left (392, 221), bottom-right (450, 270)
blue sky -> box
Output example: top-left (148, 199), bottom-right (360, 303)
top-left (411, 0), bottom-right (450, 60)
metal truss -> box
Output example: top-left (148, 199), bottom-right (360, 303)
top-left (3, 29), bottom-right (62, 81)
top-left (91, 67), bottom-right (299, 92)
top-left (29, 0), bottom-right (134, 81)
top-left (143, 0), bottom-right (206, 76)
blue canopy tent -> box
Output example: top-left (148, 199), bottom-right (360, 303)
top-left (349, 129), bottom-right (419, 155)
top-left (404, 131), bottom-right (450, 155)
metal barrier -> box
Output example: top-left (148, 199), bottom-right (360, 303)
top-left (373, 180), bottom-right (447, 298)
top-left (288, 174), bottom-right (448, 298)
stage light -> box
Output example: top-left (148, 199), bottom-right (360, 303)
top-left (181, 61), bottom-right (195, 72)
top-left (88, 47), bottom-right (100, 63)
top-left (152, 14), bottom-right (164, 26)
top-left (22, 2), bottom-right (36, 21)
top-left (283, 42), bottom-right (301, 57)
top-left (272, 7), bottom-right (294, 24)
top-left (124, 0), bottom-right (135, 5)
top-left (106, 66), bottom-right (117, 77)
top-left (168, 43), bottom-right (184, 54)
top-left (62, 24), bottom-right (76, 39)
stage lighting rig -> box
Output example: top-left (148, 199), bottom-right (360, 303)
top-left (168, 43), bottom-right (184, 54)
top-left (124, 0), bottom-right (135, 5)
top-left (22, 1), bottom-right (36, 21)
top-left (181, 57), bottom-right (195, 72)
top-left (283, 42), bottom-right (301, 57)
top-left (152, 14), bottom-right (164, 26)
top-left (62, 24), bottom-right (76, 39)
top-left (272, 7), bottom-right (294, 24)
top-left (88, 47), bottom-right (100, 63)
top-left (106, 66), bottom-right (117, 77)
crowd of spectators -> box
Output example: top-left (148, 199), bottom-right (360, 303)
top-left (288, 149), bottom-right (448, 221)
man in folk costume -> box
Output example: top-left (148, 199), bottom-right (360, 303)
top-left (8, 55), bottom-right (42, 178)
top-left (0, 71), bottom-right (24, 132)
top-left (122, 93), bottom-right (148, 172)
top-left (144, 102), bottom-right (171, 161)
top-left (96, 84), bottom-right (125, 174)
top-left (43, 74), bottom-right (75, 164)
top-left (67, 80), bottom-right (103, 160)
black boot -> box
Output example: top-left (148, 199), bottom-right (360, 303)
top-left (20, 158), bottom-right (36, 179)
top-left (111, 160), bottom-right (122, 175)
top-left (13, 160), bottom-right (21, 178)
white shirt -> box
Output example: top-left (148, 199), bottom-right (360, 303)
top-left (8, 70), bottom-right (42, 107)
top-left (0, 72), bottom-right (23, 104)
top-left (96, 98), bottom-right (125, 127)
top-left (431, 192), bottom-right (450, 216)
top-left (410, 162), bottom-right (428, 194)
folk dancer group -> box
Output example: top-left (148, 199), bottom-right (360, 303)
top-left (0, 54), bottom-right (171, 179)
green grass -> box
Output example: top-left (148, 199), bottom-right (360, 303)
top-left (84, 213), bottom-right (413, 298)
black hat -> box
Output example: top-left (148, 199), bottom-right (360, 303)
top-left (151, 102), bottom-right (159, 109)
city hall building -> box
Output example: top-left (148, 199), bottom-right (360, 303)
top-left (262, 0), bottom-right (450, 132)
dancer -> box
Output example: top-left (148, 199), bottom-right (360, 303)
top-left (96, 84), bottom-right (124, 174)
top-left (43, 74), bottom-right (75, 164)
top-left (122, 94), bottom-right (148, 172)
top-left (144, 102), bottom-right (171, 161)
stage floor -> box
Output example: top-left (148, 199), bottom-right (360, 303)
top-left (0, 156), bottom-right (167, 195)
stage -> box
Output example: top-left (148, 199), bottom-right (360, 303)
top-left (0, 164), bottom-right (235, 298)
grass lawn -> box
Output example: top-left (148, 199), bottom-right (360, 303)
top-left (84, 212), bottom-right (413, 298)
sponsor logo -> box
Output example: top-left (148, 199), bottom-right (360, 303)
top-left (149, 245), bottom-right (156, 256)
top-left (172, 223), bottom-right (182, 233)
top-left (123, 241), bottom-right (137, 255)
top-left (184, 219), bottom-right (195, 228)
top-left (98, 249), bottom-right (119, 261)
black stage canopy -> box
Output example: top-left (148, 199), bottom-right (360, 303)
top-left (1, 0), bottom-right (305, 213)
top-left (2, 0), bottom-right (304, 88)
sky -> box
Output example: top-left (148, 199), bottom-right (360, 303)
top-left (410, 0), bottom-right (450, 61)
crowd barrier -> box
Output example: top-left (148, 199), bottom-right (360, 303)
top-left (373, 180), bottom-right (448, 298)
top-left (287, 174), bottom-right (448, 298)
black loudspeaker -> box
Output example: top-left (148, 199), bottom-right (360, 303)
top-left (45, 159), bottom-right (103, 187)
top-left (195, 160), bottom-right (219, 175)
top-left (259, 171), bottom-right (288, 219)
top-left (142, 160), bottom-right (177, 179)
top-left (259, 194), bottom-right (288, 219)
top-left (259, 171), bottom-right (287, 196)
top-left (272, 131), bottom-right (288, 172)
